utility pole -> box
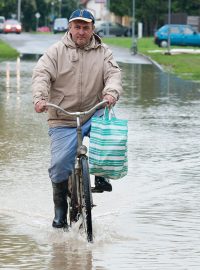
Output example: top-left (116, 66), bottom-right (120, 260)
top-left (167, 0), bottom-right (171, 54)
top-left (106, 0), bottom-right (110, 36)
top-left (131, 0), bottom-right (137, 55)
top-left (17, 0), bottom-right (21, 22)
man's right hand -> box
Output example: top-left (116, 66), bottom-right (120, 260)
top-left (34, 100), bottom-right (47, 113)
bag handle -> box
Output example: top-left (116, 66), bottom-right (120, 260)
top-left (103, 106), bottom-right (116, 120)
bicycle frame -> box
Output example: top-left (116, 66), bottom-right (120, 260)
top-left (46, 100), bottom-right (107, 242)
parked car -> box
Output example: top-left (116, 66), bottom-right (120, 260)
top-left (94, 21), bottom-right (130, 37)
top-left (154, 24), bottom-right (200, 47)
top-left (3, 19), bottom-right (22, 34)
top-left (53, 18), bottom-right (68, 34)
top-left (37, 26), bottom-right (50, 33)
top-left (0, 16), bottom-right (5, 33)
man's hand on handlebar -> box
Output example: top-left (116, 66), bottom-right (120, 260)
top-left (34, 100), bottom-right (47, 113)
top-left (103, 94), bottom-right (116, 107)
top-left (35, 95), bottom-right (116, 113)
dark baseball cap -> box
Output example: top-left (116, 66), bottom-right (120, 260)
top-left (69, 9), bottom-right (95, 23)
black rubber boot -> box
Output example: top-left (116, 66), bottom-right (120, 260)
top-left (52, 181), bottom-right (68, 228)
top-left (92, 176), bottom-right (112, 193)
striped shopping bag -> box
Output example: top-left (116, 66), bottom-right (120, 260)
top-left (89, 108), bottom-right (128, 180)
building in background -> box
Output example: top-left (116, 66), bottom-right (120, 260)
top-left (86, 0), bottom-right (108, 21)
top-left (86, 0), bottom-right (131, 25)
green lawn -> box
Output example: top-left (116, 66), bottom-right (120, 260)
top-left (0, 40), bottom-right (19, 60)
top-left (103, 37), bottom-right (200, 82)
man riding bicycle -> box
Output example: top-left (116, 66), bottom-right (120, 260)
top-left (32, 9), bottom-right (122, 229)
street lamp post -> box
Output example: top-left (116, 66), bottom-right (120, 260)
top-left (35, 12), bottom-right (41, 31)
top-left (51, 1), bottom-right (55, 21)
top-left (131, 0), bottom-right (137, 55)
top-left (58, 0), bottom-right (62, 18)
top-left (106, 0), bottom-right (110, 36)
top-left (17, 0), bottom-right (21, 22)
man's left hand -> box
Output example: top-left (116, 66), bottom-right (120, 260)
top-left (103, 94), bottom-right (116, 107)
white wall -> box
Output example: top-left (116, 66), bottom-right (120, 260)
top-left (87, 0), bottom-right (107, 21)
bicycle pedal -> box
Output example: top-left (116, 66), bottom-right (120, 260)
top-left (91, 187), bottom-right (104, 193)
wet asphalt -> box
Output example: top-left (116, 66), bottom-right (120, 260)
top-left (0, 32), bottom-right (152, 65)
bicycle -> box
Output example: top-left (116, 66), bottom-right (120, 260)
top-left (46, 100), bottom-right (108, 242)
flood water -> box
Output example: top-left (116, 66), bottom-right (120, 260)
top-left (0, 58), bottom-right (200, 270)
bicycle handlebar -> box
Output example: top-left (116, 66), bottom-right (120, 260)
top-left (46, 100), bottom-right (108, 117)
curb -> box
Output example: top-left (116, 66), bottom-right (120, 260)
top-left (138, 53), bottom-right (163, 71)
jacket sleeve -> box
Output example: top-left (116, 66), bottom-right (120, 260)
top-left (102, 45), bottom-right (123, 100)
top-left (32, 45), bottom-right (58, 105)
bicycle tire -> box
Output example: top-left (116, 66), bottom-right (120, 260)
top-left (80, 156), bottom-right (93, 242)
top-left (68, 172), bottom-right (79, 224)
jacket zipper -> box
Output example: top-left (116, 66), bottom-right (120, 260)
top-left (79, 49), bottom-right (83, 110)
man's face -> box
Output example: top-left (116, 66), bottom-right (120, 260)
top-left (69, 20), bottom-right (94, 48)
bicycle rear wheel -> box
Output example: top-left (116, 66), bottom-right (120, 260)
top-left (80, 156), bottom-right (93, 242)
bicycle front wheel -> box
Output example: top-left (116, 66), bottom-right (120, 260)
top-left (68, 172), bottom-right (79, 224)
top-left (80, 156), bottom-right (93, 242)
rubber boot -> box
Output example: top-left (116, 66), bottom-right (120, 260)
top-left (92, 176), bottom-right (112, 193)
top-left (52, 181), bottom-right (68, 228)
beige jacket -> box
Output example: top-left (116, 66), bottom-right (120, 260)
top-left (32, 32), bottom-right (123, 127)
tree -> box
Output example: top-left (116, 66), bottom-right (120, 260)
top-left (61, 0), bottom-right (77, 19)
top-left (172, 0), bottom-right (200, 15)
top-left (21, 0), bottom-right (37, 31)
top-left (137, 0), bottom-right (167, 36)
top-left (110, 0), bottom-right (200, 36)
top-left (110, 0), bottom-right (132, 17)
top-left (0, 0), bottom-right (199, 33)
top-left (0, 0), bottom-right (18, 19)
top-left (110, 0), bottom-right (165, 35)
top-left (35, 0), bottom-right (49, 27)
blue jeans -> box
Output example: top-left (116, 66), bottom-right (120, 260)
top-left (48, 109), bottom-right (103, 183)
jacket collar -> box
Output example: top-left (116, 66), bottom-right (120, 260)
top-left (61, 32), bottom-right (102, 50)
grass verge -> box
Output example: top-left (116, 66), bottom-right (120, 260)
top-left (103, 37), bottom-right (200, 82)
top-left (0, 39), bottom-right (19, 60)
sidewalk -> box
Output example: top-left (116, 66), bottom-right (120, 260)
top-left (109, 46), bottom-right (152, 64)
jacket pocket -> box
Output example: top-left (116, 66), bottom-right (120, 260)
top-left (48, 94), bottom-right (65, 119)
top-left (51, 94), bottom-right (65, 106)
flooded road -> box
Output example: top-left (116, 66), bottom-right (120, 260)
top-left (0, 59), bottom-right (200, 270)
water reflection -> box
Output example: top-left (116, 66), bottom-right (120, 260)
top-left (5, 58), bottom-right (20, 87)
top-left (121, 63), bottom-right (200, 108)
top-left (6, 62), bottom-right (10, 89)
top-left (0, 59), bottom-right (200, 269)
top-left (49, 243), bottom-right (93, 270)
top-left (16, 57), bottom-right (21, 90)
top-left (0, 215), bottom-right (49, 269)
top-left (0, 215), bottom-right (96, 270)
